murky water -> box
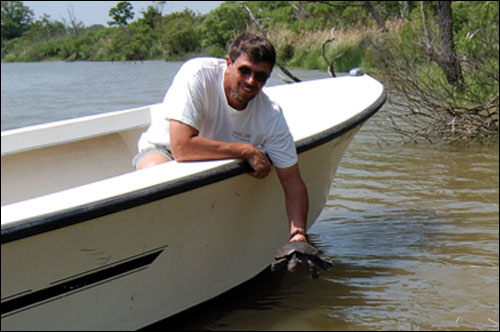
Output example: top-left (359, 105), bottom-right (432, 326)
top-left (2, 61), bottom-right (498, 331)
top-left (149, 110), bottom-right (499, 331)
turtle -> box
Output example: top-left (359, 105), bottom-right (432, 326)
top-left (270, 241), bottom-right (333, 279)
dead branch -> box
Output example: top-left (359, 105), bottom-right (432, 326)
top-left (420, 1), bottom-right (432, 51)
top-left (364, 1), bottom-right (387, 32)
top-left (313, 1), bottom-right (387, 31)
top-left (322, 28), bottom-right (337, 77)
top-left (63, 3), bottom-right (84, 36)
top-left (287, 1), bottom-right (312, 20)
top-left (371, 31), bottom-right (498, 144)
top-left (242, 5), bottom-right (302, 83)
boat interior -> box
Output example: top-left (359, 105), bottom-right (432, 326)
top-left (1, 107), bottom-right (150, 206)
top-left (1, 76), bottom-right (385, 207)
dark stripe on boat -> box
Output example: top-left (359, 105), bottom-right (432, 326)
top-left (1, 247), bottom-right (165, 316)
top-left (1, 90), bottom-right (386, 244)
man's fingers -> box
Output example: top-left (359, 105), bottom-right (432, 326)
top-left (248, 167), bottom-right (270, 178)
top-left (247, 150), bottom-right (271, 178)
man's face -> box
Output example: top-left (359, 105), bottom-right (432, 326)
top-left (224, 54), bottom-right (272, 110)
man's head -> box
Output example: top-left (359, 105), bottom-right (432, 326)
top-left (224, 33), bottom-right (276, 110)
top-left (228, 33), bottom-right (276, 69)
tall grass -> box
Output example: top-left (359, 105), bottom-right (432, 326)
top-left (269, 27), bottom-right (378, 73)
top-left (268, 18), bottom-right (497, 143)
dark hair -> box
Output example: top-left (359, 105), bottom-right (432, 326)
top-left (228, 33), bottom-right (276, 68)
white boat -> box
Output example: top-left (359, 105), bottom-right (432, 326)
top-left (1, 73), bottom-right (386, 330)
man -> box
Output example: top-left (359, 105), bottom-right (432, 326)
top-left (133, 33), bottom-right (309, 243)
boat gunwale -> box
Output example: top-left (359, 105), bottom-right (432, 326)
top-left (1, 88), bottom-right (386, 244)
top-left (1, 105), bottom-right (153, 157)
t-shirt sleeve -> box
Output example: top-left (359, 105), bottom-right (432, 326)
top-left (162, 61), bottom-right (206, 131)
top-left (264, 110), bottom-right (298, 169)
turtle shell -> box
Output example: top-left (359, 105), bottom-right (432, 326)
top-left (275, 241), bottom-right (318, 259)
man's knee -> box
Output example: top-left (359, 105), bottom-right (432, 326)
top-left (136, 153), bottom-right (171, 170)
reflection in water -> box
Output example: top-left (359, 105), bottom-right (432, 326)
top-left (150, 106), bottom-right (499, 331)
top-left (314, 123), bottom-right (499, 331)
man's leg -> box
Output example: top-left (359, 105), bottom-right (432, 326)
top-left (136, 152), bottom-right (171, 170)
top-left (132, 147), bottom-right (174, 170)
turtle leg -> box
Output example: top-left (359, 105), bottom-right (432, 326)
top-left (287, 253), bottom-right (300, 272)
top-left (300, 254), bottom-right (320, 279)
top-left (313, 255), bottom-right (333, 271)
top-left (270, 257), bottom-right (288, 271)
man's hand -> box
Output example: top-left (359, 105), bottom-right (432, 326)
top-left (246, 148), bottom-right (271, 179)
top-left (170, 120), bottom-right (271, 179)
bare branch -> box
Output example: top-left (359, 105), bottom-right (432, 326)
top-left (242, 5), bottom-right (302, 83)
top-left (314, 1), bottom-right (387, 31)
top-left (364, 1), bottom-right (387, 32)
top-left (313, 1), bottom-right (365, 8)
top-left (322, 28), bottom-right (337, 77)
top-left (420, 1), bottom-right (432, 51)
top-left (63, 3), bottom-right (84, 36)
top-left (371, 29), bottom-right (498, 144)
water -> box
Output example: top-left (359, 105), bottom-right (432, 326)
top-left (1, 61), bottom-right (183, 131)
top-left (0, 61), bottom-right (329, 131)
top-left (2, 61), bottom-right (498, 331)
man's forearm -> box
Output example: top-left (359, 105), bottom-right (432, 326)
top-left (173, 135), bottom-right (250, 161)
top-left (169, 120), bottom-right (271, 178)
top-left (170, 119), bottom-right (255, 161)
top-left (285, 179), bottom-right (308, 234)
top-left (276, 164), bottom-right (309, 241)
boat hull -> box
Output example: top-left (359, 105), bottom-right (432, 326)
top-left (1, 128), bottom-right (358, 330)
top-left (2, 74), bottom-right (386, 330)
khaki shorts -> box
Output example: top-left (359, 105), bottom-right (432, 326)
top-left (132, 145), bottom-right (174, 170)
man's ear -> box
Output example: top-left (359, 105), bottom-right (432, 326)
top-left (225, 56), bottom-right (232, 67)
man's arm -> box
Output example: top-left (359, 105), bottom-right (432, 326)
top-left (276, 164), bottom-right (309, 242)
top-left (169, 120), bottom-right (271, 178)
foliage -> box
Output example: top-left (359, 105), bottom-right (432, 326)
top-left (452, 1), bottom-right (499, 102)
top-left (1, 1), bottom-right (498, 143)
top-left (197, 2), bottom-right (249, 51)
top-left (1, 1), bottom-right (404, 62)
top-left (23, 14), bottom-right (66, 41)
top-left (367, 2), bottom-right (499, 144)
top-left (108, 1), bottom-right (135, 27)
top-left (1, 1), bottom-right (33, 47)
top-left (160, 9), bottom-right (201, 58)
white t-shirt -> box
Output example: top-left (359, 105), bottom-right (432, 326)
top-left (137, 57), bottom-right (297, 169)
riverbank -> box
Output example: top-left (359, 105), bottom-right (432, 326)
top-left (272, 22), bottom-right (498, 145)
top-left (269, 25), bottom-right (379, 74)
top-left (2, 18), bottom-right (498, 144)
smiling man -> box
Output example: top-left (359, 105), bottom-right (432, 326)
top-left (133, 33), bottom-right (309, 243)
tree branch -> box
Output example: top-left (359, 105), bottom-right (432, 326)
top-left (322, 28), bottom-right (337, 77)
top-left (242, 5), bottom-right (302, 83)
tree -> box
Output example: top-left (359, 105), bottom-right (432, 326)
top-left (108, 1), bottom-right (135, 27)
top-left (23, 14), bottom-right (66, 41)
top-left (63, 3), bottom-right (85, 36)
top-left (161, 9), bottom-right (201, 57)
top-left (198, 2), bottom-right (249, 51)
top-left (141, 5), bottom-right (162, 29)
top-left (420, 1), bottom-right (464, 89)
top-left (295, 1), bottom-right (387, 31)
top-left (369, 1), bottom-right (498, 144)
top-left (1, 1), bottom-right (34, 44)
